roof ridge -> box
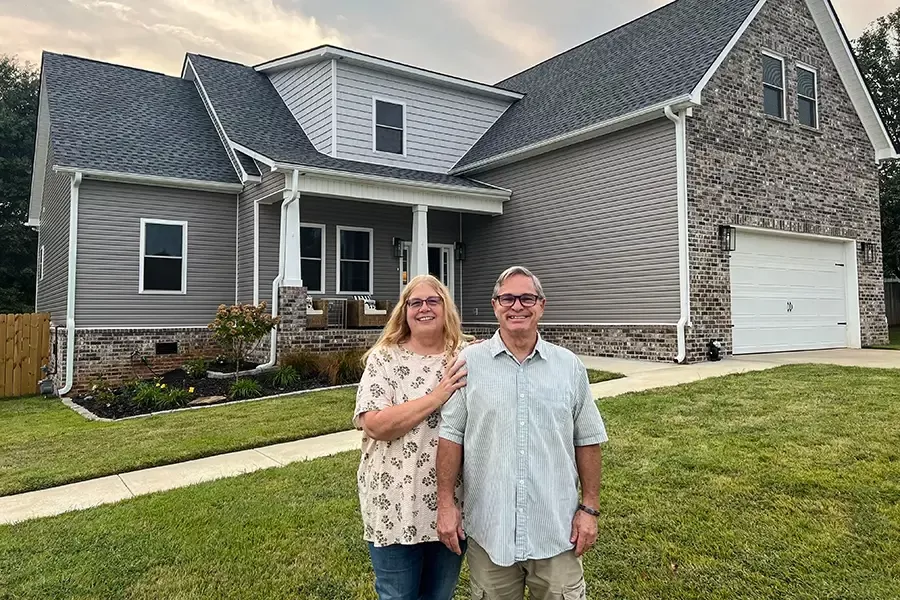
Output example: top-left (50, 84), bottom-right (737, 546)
top-left (495, 0), bottom-right (684, 86)
top-left (188, 52), bottom-right (254, 69)
top-left (42, 51), bottom-right (182, 80)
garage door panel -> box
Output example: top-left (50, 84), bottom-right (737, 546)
top-left (729, 230), bottom-right (849, 355)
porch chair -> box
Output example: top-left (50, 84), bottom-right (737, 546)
top-left (347, 295), bottom-right (392, 328)
top-left (305, 296), bottom-right (329, 330)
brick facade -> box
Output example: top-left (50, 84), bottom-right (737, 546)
top-left (684, 0), bottom-right (889, 359)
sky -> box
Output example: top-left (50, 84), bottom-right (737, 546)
top-left (1, 0), bottom-right (899, 84)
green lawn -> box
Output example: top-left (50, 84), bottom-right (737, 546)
top-left (587, 368), bottom-right (625, 384)
top-left (2, 365), bottom-right (898, 599)
top-left (0, 387), bottom-right (357, 497)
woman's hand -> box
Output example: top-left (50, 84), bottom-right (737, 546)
top-left (432, 357), bottom-right (467, 405)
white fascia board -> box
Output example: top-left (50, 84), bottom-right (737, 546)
top-left (29, 75), bottom-right (51, 226)
top-left (52, 167), bottom-right (243, 193)
top-left (255, 46), bottom-right (523, 101)
top-left (804, 0), bottom-right (897, 160)
top-left (231, 143), bottom-right (277, 169)
top-left (690, 0), bottom-right (768, 105)
top-left (24, 219), bottom-right (41, 228)
top-left (271, 161), bottom-right (509, 199)
top-left (450, 95), bottom-right (697, 175)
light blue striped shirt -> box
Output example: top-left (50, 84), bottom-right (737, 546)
top-left (439, 331), bottom-right (608, 567)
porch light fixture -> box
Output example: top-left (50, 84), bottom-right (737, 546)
top-left (719, 225), bottom-right (736, 252)
top-left (392, 237), bottom-right (405, 259)
top-left (860, 241), bottom-right (877, 265)
top-left (454, 241), bottom-right (466, 261)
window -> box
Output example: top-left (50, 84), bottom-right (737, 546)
top-left (373, 98), bottom-right (405, 155)
top-left (337, 226), bottom-right (373, 294)
top-left (39, 245), bottom-right (45, 281)
top-left (762, 52), bottom-right (786, 119)
top-left (797, 65), bottom-right (818, 128)
top-left (399, 243), bottom-right (453, 296)
top-left (140, 219), bottom-right (186, 293)
top-left (300, 223), bottom-right (325, 294)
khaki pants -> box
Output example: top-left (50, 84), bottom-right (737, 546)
top-left (467, 539), bottom-right (587, 600)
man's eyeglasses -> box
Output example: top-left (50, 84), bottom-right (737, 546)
top-left (493, 293), bottom-right (543, 308)
top-left (407, 296), bottom-right (443, 309)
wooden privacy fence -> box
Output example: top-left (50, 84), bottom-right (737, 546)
top-left (0, 313), bottom-right (51, 398)
top-left (887, 281), bottom-right (900, 327)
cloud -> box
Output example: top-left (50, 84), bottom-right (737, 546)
top-left (0, 0), bottom-right (345, 74)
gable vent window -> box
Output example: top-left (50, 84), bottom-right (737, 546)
top-left (140, 219), bottom-right (187, 294)
top-left (374, 99), bottom-right (405, 155)
top-left (797, 66), bottom-right (818, 128)
top-left (762, 53), bottom-right (786, 119)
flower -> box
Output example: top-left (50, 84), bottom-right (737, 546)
top-left (160, 384), bottom-right (167, 389)
top-left (188, 387), bottom-right (195, 393)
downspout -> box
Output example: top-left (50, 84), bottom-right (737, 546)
top-left (262, 169), bottom-right (300, 369)
top-left (665, 106), bottom-right (691, 364)
top-left (58, 172), bottom-right (82, 396)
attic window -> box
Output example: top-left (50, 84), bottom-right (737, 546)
top-left (797, 65), bottom-right (818, 128)
top-left (374, 98), bottom-right (405, 155)
top-left (762, 52), bottom-right (786, 119)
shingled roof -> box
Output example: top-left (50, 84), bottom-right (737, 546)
top-left (41, 53), bottom-right (239, 184)
top-left (187, 53), bottom-right (493, 190)
top-left (453, 0), bottom-right (761, 171)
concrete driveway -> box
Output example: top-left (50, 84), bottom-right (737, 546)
top-left (583, 349), bottom-right (900, 399)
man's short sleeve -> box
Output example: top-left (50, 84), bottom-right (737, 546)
top-left (352, 351), bottom-right (395, 430)
top-left (573, 361), bottom-right (608, 446)
top-left (439, 385), bottom-right (467, 444)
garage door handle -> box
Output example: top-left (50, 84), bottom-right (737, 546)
top-left (838, 322), bottom-right (847, 325)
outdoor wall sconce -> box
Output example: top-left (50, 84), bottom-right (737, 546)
top-left (455, 241), bottom-right (466, 261)
top-left (719, 225), bottom-right (736, 252)
top-left (860, 241), bottom-right (877, 265)
top-left (392, 237), bottom-right (405, 259)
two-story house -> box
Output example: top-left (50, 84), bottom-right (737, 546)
top-left (29, 0), bottom-right (895, 393)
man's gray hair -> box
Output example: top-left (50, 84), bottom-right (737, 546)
top-left (492, 266), bottom-right (545, 298)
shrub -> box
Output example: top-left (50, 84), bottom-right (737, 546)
top-left (133, 381), bottom-right (165, 410)
top-left (281, 351), bottom-right (321, 381)
top-left (157, 388), bottom-right (191, 410)
top-left (281, 349), bottom-right (366, 386)
top-left (208, 303), bottom-right (280, 377)
top-left (269, 365), bottom-right (299, 388)
top-left (230, 378), bottom-right (263, 400)
top-left (183, 358), bottom-right (208, 379)
top-left (336, 349), bottom-right (365, 384)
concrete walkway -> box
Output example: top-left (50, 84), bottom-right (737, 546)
top-left (3, 349), bottom-right (898, 526)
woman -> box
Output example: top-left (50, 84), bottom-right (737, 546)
top-left (353, 274), bottom-right (469, 600)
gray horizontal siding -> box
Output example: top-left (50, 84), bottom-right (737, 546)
top-left (257, 196), bottom-right (461, 306)
top-left (237, 171), bottom-right (286, 304)
top-left (35, 146), bottom-right (71, 324)
top-left (461, 119), bottom-right (680, 324)
top-left (75, 181), bottom-right (238, 327)
top-left (269, 62), bottom-right (333, 155)
top-left (335, 62), bottom-right (511, 173)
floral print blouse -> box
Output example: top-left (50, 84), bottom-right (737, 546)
top-left (353, 345), bottom-right (462, 547)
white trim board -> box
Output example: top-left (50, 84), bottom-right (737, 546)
top-left (139, 218), bottom-right (188, 295)
top-left (761, 50), bottom-right (787, 120)
top-left (300, 222), bottom-right (326, 295)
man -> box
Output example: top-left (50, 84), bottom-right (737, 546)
top-left (436, 266), bottom-right (608, 600)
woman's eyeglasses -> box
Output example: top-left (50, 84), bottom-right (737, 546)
top-left (407, 296), bottom-right (443, 309)
top-left (493, 293), bottom-right (542, 308)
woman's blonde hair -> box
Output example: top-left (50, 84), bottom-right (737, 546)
top-left (364, 274), bottom-right (468, 363)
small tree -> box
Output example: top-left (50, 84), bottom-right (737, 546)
top-left (208, 302), bottom-right (280, 377)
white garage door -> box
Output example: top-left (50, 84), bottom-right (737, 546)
top-left (730, 230), bottom-right (849, 355)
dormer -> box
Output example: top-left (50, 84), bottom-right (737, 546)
top-left (255, 46), bottom-right (522, 174)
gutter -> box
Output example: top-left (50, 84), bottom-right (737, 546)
top-left (665, 106), bottom-right (691, 364)
top-left (52, 167), bottom-right (243, 194)
top-left (58, 172), bottom-right (82, 396)
top-left (262, 169), bottom-right (301, 369)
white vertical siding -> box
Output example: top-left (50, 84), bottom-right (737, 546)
top-left (269, 62), bottom-right (333, 155)
top-left (335, 62), bottom-right (511, 173)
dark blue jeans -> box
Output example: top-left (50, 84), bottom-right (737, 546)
top-left (367, 540), bottom-right (466, 600)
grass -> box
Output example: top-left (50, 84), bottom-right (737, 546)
top-left (0, 387), bottom-right (357, 497)
top-left (2, 364), bottom-right (898, 599)
top-left (586, 368), bottom-right (625, 384)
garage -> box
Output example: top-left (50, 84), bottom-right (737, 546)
top-left (729, 229), bottom-right (856, 355)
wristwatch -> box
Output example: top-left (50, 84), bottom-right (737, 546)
top-left (578, 504), bottom-right (600, 517)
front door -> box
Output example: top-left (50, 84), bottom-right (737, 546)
top-left (400, 243), bottom-right (454, 296)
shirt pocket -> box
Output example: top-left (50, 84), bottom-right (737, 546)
top-left (532, 377), bottom-right (575, 424)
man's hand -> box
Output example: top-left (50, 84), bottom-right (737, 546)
top-left (570, 509), bottom-right (598, 557)
top-left (437, 503), bottom-right (466, 555)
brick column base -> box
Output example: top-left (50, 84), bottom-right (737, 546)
top-left (276, 286), bottom-right (308, 359)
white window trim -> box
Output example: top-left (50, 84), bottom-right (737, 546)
top-left (372, 96), bottom-right (407, 157)
top-left (762, 50), bottom-right (787, 120)
top-left (336, 225), bottom-right (374, 295)
top-left (300, 222), bottom-right (326, 295)
top-left (796, 63), bottom-right (820, 129)
top-left (139, 218), bottom-right (188, 295)
top-left (39, 245), bottom-right (45, 281)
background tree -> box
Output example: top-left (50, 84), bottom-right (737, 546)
top-left (856, 10), bottom-right (900, 279)
top-left (0, 55), bottom-right (39, 313)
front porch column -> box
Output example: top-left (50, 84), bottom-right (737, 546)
top-left (282, 197), bottom-right (303, 287)
top-left (411, 205), bottom-right (429, 278)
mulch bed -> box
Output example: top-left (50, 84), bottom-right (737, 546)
top-left (72, 368), bottom-right (335, 420)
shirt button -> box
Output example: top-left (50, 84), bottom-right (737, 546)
top-left (519, 393), bottom-right (525, 398)
top-left (519, 450), bottom-right (524, 455)
top-left (519, 421), bottom-right (525, 427)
